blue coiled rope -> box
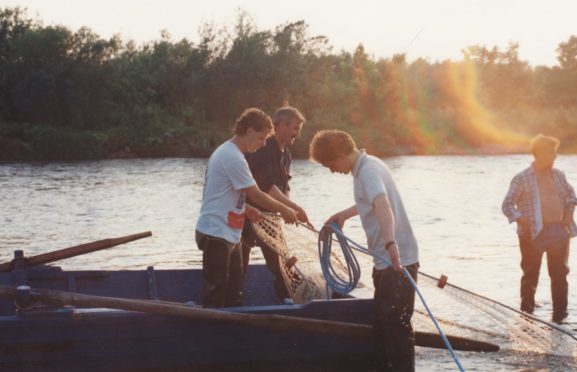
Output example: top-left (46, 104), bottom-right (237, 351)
top-left (318, 222), bottom-right (465, 372)
top-left (317, 222), bottom-right (361, 295)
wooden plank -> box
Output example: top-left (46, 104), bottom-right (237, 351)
top-left (0, 284), bottom-right (499, 352)
top-left (0, 232), bottom-right (152, 272)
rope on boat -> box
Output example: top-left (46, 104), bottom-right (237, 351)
top-left (318, 222), bottom-right (465, 372)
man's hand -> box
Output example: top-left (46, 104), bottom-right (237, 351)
top-left (324, 206), bottom-right (358, 229)
top-left (563, 208), bottom-right (574, 228)
top-left (245, 205), bottom-right (262, 222)
top-left (325, 211), bottom-right (348, 229)
top-left (281, 206), bottom-right (298, 224)
top-left (517, 216), bottom-right (530, 239)
top-left (294, 205), bottom-right (314, 229)
top-left (386, 243), bottom-right (403, 273)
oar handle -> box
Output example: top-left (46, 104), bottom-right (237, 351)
top-left (0, 231), bottom-right (152, 272)
top-left (0, 284), bottom-right (499, 352)
top-left (0, 284), bottom-right (371, 337)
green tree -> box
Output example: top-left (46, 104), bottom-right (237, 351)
top-left (557, 35), bottom-right (577, 70)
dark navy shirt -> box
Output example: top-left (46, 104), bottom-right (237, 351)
top-left (245, 136), bottom-right (291, 195)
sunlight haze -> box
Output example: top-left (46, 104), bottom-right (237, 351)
top-left (3, 0), bottom-right (577, 67)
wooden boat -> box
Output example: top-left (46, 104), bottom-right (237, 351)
top-left (0, 233), bottom-right (497, 371)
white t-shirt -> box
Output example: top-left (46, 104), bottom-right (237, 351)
top-left (352, 151), bottom-right (419, 270)
top-left (195, 140), bottom-right (256, 244)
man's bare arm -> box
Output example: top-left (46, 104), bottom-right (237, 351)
top-left (374, 194), bottom-right (402, 272)
top-left (244, 185), bottom-right (297, 224)
top-left (268, 185), bottom-right (312, 227)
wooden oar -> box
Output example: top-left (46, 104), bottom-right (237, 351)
top-left (0, 284), bottom-right (499, 352)
top-left (0, 232), bottom-right (152, 272)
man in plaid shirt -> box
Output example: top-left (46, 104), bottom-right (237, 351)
top-left (502, 134), bottom-right (577, 323)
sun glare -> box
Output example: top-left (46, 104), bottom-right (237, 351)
top-left (441, 60), bottom-right (528, 151)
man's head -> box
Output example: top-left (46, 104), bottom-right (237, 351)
top-left (273, 107), bottom-right (305, 147)
top-left (530, 134), bottom-right (559, 170)
top-left (233, 108), bottom-right (273, 153)
top-left (309, 130), bottom-right (357, 174)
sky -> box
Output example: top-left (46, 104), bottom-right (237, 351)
top-left (3, 0), bottom-right (577, 67)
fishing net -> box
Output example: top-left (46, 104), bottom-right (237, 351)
top-left (249, 215), bottom-right (338, 304)
top-left (250, 214), bottom-right (577, 367)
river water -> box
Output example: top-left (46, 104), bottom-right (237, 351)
top-left (1, 155), bottom-right (577, 369)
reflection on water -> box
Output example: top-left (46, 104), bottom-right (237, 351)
top-left (1, 155), bottom-right (577, 324)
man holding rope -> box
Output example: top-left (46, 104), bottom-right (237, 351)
top-left (310, 129), bottom-right (419, 371)
top-left (242, 106), bottom-right (312, 303)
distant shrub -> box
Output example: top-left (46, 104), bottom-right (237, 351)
top-left (29, 126), bottom-right (106, 160)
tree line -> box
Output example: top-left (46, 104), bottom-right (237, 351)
top-left (1, 7), bottom-right (577, 161)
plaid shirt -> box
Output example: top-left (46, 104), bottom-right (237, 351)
top-left (502, 164), bottom-right (577, 241)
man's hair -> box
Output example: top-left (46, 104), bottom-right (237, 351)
top-left (309, 129), bottom-right (357, 164)
top-left (272, 107), bottom-right (305, 127)
top-left (530, 134), bottom-right (560, 156)
top-left (233, 108), bottom-right (273, 135)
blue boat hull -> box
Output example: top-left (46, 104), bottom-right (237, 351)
top-left (0, 265), bottom-right (377, 370)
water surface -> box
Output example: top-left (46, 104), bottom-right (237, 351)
top-left (2, 155), bottom-right (576, 323)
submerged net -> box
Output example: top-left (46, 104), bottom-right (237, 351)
top-left (250, 214), bottom-right (577, 367)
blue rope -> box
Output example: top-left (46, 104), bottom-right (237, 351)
top-left (317, 222), bottom-right (361, 294)
top-left (319, 223), bottom-right (465, 372)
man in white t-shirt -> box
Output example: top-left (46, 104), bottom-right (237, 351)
top-left (309, 129), bottom-right (419, 371)
top-left (195, 108), bottom-right (298, 308)
top-left (242, 106), bottom-right (312, 303)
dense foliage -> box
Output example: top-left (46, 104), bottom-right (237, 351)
top-left (1, 7), bottom-right (577, 160)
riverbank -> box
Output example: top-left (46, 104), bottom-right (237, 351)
top-left (0, 131), bottom-right (212, 161)
top-left (0, 131), bottom-right (541, 162)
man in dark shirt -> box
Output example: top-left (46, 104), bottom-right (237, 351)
top-left (242, 106), bottom-right (312, 302)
